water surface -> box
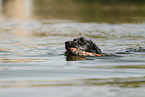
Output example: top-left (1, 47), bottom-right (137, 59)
top-left (0, 0), bottom-right (145, 97)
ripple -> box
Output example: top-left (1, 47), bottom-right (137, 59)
top-left (0, 76), bottom-right (145, 88)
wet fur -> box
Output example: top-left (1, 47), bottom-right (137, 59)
top-left (65, 37), bottom-right (103, 54)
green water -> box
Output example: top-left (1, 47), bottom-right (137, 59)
top-left (0, 0), bottom-right (145, 97)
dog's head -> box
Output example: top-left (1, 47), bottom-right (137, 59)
top-left (65, 37), bottom-right (102, 54)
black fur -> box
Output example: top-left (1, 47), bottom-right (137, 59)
top-left (65, 37), bottom-right (103, 54)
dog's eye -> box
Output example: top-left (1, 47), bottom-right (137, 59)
top-left (78, 41), bottom-right (83, 45)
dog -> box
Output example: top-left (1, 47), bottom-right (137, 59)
top-left (65, 37), bottom-right (103, 57)
top-left (65, 37), bottom-right (145, 61)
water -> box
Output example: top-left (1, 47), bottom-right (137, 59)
top-left (0, 0), bottom-right (145, 97)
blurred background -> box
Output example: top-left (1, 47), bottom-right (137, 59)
top-left (1, 0), bottom-right (145, 23)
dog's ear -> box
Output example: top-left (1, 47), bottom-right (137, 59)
top-left (85, 45), bottom-right (92, 52)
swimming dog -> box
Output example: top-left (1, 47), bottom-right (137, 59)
top-left (65, 37), bottom-right (103, 57)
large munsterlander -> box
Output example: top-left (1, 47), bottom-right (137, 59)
top-left (65, 37), bottom-right (145, 61)
top-left (65, 37), bottom-right (111, 61)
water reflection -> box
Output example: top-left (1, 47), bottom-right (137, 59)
top-left (27, 0), bottom-right (145, 23)
top-left (65, 54), bottom-right (90, 61)
top-left (0, 0), bottom-right (2, 14)
top-left (0, 0), bottom-right (33, 20)
top-left (0, 57), bottom-right (39, 63)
